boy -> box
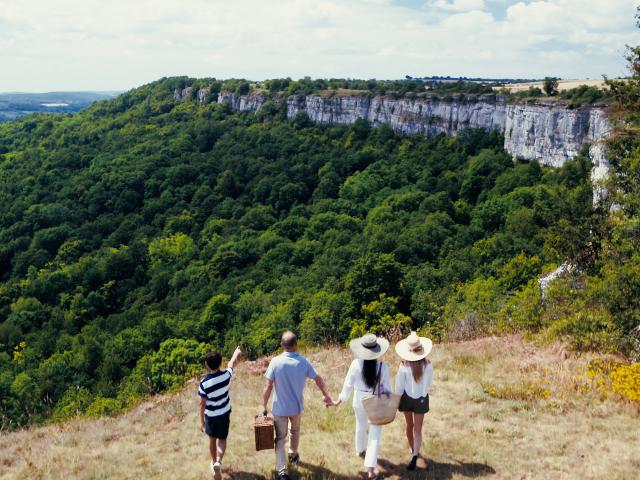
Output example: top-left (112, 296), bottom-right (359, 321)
top-left (198, 346), bottom-right (242, 479)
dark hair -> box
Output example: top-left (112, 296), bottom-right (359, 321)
top-left (362, 359), bottom-right (378, 390)
top-left (205, 352), bottom-right (222, 371)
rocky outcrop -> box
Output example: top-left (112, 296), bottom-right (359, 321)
top-left (215, 91), bottom-right (610, 172)
top-left (538, 263), bottom-right (574, 297)
top-left (503, 103), bottom-right (610, 168)
top-left (217, 92), bottom-right (266, 112)
top-left (173, 87), bottom-right (193, 101)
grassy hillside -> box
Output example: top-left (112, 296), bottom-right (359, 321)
top-left (1, 336), bottom-right (638, 480)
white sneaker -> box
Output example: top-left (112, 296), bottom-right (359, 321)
top-left (212, 461), bottom-right (222, 480)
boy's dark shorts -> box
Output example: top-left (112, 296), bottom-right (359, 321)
top-left (204, 411), bottom-right (231, 439)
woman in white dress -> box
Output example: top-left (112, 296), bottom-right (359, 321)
top-left (394, 331), bottom-right (434, 471)
top-left (331, 333), bottom-right (391, 480)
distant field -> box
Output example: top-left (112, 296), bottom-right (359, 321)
top-left (0, 91), bottom-right (118, 122)
top-left (497, 79), bottom-right (607, 93)
top-left (1, 336), bottom-right (638, 480)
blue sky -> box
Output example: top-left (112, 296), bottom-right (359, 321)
top-left (393, 0), bottom-right (513, 19)
top-left (0, 0), bottom-right (639, 92)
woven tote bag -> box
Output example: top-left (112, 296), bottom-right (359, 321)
top-left (361, 363), bottom-right (401, 425)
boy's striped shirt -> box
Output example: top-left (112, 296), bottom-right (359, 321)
top-left (198, 368), bottom-right (233, 417)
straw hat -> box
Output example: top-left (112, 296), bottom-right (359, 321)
top-left (395, 331), bottom-right (432, 361)
top-left (349, 333), bottom-right (389, 360)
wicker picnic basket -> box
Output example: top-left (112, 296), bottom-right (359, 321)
top-left (253, 414), bottom-right (275, 451)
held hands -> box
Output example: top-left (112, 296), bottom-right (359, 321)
top-left (323, 394), bottom-right (342, 408)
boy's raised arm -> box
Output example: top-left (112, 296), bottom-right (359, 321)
top-left (227, 346), bottom-right (242, 370)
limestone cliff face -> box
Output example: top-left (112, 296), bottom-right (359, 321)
top-left (286, 94), bottom-right (507, 138)
top-left (503, 103), bottom-right (610, 168)
top-left (216, 91), bottom-right (266, 112)
top-left (212, 91), bottom-right (611, 185)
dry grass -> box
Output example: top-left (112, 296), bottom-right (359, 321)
top-left (496, 79), bottom-right (607, 93)
top-left (1, 336), bottom-right (639, 480)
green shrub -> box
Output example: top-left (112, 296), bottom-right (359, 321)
top-left (86, 397), bottom-right (122, 417)
top-left (588, 254), bottom-right (640, 333)
top-left (244, 302), bottom-right (297, 357)
top-left (300, 290), bottom-right (353, 344)
top-left (348, 294), bottom-right (411, 341)
top-left (541, 310), bottom-right (623, 353)
top-left (496, 281), bottom-right (543, 333)
top-left (122, 338), bottom-right (208, 399)
top-left (53, 386), bottom-right (93, 421)
top-left (442, 276), bottom-right (504, 339)
top-left (560, 84), bottom-right (609, 108)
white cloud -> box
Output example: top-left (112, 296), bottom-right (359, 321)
top-left (0, 0), bottom-right (638, 91)
top-left (432, 0), bottom-right (486, 12)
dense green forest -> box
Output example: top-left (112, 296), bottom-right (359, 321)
top-left (4, 15), bottom-right (640, 424)
top-left (0, 77), bottom-right (601, 427)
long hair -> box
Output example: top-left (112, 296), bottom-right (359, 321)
top-left (362, 359), bottom-right (378, 390)
top-left (408, 359), bottom-right (427, 382)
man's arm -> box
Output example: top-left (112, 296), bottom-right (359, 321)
top-left (262, 379), bottom-right (273, 415)
top-left (227, 346), bottom-right (242, 370)
top-left (199, 397), bottom-right (206, 432)
top-left (313, 375), bottom-right (333, 406)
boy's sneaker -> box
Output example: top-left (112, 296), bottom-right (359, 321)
top-left (211, 461), bottom-right (222, 480)
top-left (288, 453), bottom-right (300, 465)
top-left (278, 474), bottom-right (290, 480)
